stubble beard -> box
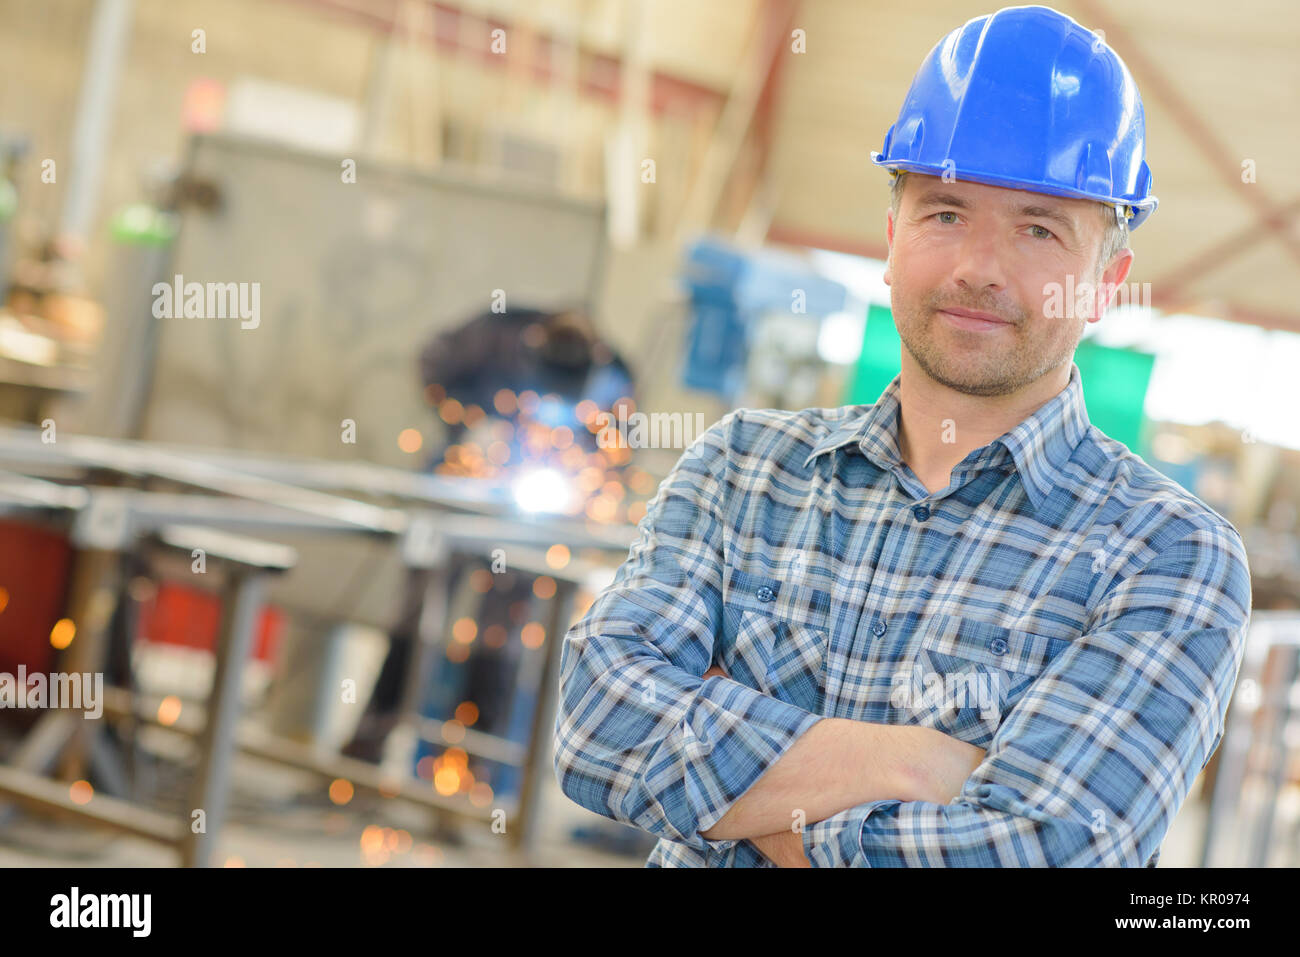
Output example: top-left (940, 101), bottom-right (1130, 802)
top-left (894, 289), bottom-right (1084, 397)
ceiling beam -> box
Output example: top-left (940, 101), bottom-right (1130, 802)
top-left (1075, 0), bottom-right (1300, 276)
top-left (764, 222), bottom-right (888, 261)
top-left (734, 0), bottom-right (802, 243)
top-left (672, 0), bottom-right (799, 243)
top-left (275, 0), bottom-right (730, 117)
top-left (1149, 195), bottom-right (1300, 306)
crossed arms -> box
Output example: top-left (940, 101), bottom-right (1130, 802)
top-left (696, 665), bottom-right (984, 866)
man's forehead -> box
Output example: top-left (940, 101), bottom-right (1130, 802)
top-left (905, 172), bottom-right (1095, 217)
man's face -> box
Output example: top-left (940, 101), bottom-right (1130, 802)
top-left (883, 173), bottom-right (1129, 397)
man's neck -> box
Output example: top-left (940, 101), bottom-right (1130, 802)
top-left (895, 359), bottom-right (1070, 494)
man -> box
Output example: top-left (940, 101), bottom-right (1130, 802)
top-left (553, 5), bottom-right (1251, 866)
top-left (342, 305), bottom-right (634, 765)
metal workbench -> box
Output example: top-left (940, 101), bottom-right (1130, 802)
top-left (0, 424), bottom-right (636, 865)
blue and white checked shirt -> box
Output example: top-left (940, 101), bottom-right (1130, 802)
top-left (552, 361), bottom-right (1252, 866)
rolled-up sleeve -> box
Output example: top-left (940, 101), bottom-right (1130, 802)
top-left (802, 521), bottom-right (1252, 867)
top-left (553, 410), bottom-right (823, 855)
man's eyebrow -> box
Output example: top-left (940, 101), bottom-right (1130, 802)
top-left (1016, 204), bottom-right (1078, 237)
top-left (912, 191), bottom-right (970, 210)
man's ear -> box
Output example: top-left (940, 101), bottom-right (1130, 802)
top-left (1090, 248), bottom-right (1135, 322)
top-left (883, 208), bottom-right (895, 286)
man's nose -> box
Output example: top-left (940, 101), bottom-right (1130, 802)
top-left (951, 225), bottom-right (1008, 292)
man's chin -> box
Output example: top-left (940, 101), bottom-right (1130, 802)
top-left (937, 377), bottom-right (1016, 397)
top-left (916, 359), bottom-right (1020, 397)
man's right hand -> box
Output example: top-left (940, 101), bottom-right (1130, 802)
top-left (702, 659), bottom-right (984, 806)
top-left (699, 714), bottom-right (988, 842)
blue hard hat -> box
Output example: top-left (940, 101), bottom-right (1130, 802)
top-left (871, 5), bottom-right (1158, 230)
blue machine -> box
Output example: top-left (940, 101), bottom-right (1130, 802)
top-left (680, 236), bottom-right (847, 400)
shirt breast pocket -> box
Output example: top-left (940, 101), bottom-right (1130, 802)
top-left (905, 616), bottom-right (1069, 749)
top-left (720, 567), bottom-right (831, 714)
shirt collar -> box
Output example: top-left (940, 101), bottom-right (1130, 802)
top-left (803, 361), bottom-right (1092, 514)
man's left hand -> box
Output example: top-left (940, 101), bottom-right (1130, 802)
top-left (705, 662), bottom-right (813, 867)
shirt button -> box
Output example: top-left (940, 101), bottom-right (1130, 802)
top-left (756, 586), bottom-right (775, 602)
top-left (912, 504), bottom-right (931, 521)
top-left (989, 637), bottom-right (1009, 656)
top-left (872, 619), bottom-right (887, 637)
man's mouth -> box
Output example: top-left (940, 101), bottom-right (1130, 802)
top-left (937, 307), bottom-right (1013, 331)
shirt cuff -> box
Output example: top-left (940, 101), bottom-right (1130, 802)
top-left (701, 836), bottom-right (741, 854)
top-left (802, 800), bottom-right (896, 867)
top-left (676, 679), bottom-right (823, 855)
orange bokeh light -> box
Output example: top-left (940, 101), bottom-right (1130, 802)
top-left (398, 428), bottom-right (423, 454)
top-left (520, 622), bottom-right (545, 649)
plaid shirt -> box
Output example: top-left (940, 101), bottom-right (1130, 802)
top-left (552, 361), bottom-right (1252, 866)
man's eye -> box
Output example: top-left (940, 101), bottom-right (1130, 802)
top-left (1029, 224), bottom-right (1055, 239)
top-left (934, 211), bottom-right (959, 224)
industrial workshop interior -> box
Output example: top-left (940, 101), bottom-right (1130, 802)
top-left (0, 0), bottom-right (1297, 891)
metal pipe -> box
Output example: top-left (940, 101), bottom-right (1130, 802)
top-left (58, 0), bottom-right (135, 254)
